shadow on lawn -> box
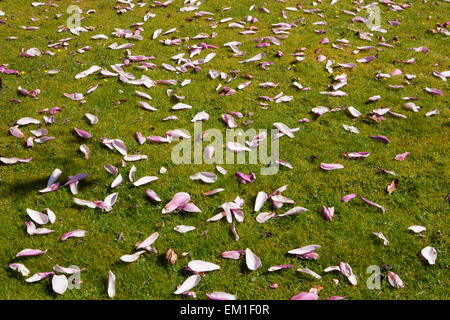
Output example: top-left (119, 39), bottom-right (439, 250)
top-left (0, 175), bottom-right (98, 200)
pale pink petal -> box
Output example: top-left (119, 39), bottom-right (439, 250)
top-left (52, 274), bottom-right (68, 294)
top-left (206, 292), bottom-right (237, 300)
top-left (61, 229), bottom-right (87, 241)
top-left (108, 270), bottom-right (116, 298)
top-left (120, 250), bottom-right (146, 263)
top-left (174, 275), bottom-right (201, 294)
top-left (188, 260), bottom-right (220, 272)
top-left (245, 248), bottom-right (262, 271)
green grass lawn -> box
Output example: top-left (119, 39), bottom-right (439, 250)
top-left (0, 0), bottom-right (448, 300)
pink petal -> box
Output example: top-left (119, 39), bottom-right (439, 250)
top-left (136, 232), bottom-right (159, 250)
top-left (320, 163), bottom-right (344, 170)
top-left (206, 292), bottom-right (237, 300)
top-left (360, 196), bottom-right (386, 213)
top-left (291, 292), bottom-right (318, 300)
top-left (145, 189), bottom-right (161, 202)
top-left (341, 194), bottom-right (357, 202)
top-left (60, 229), bottom-right (87, 241)
top-left (420, 246), bottom-right (437, 265)
top-left (120, 250), bottom-right (146, 263)
top-left (174, 275), bottom-right (201, 294)
top-left (162, 192), bottom-right (190, 214)
top-left (108, 270), bottom-right (116, 298)
top-left (16, 248), bottom-right (47, 257)
top-left (245, 248), bottom-right (262, 271)
top-left (394, 152), bottom-right (409, 161)
top-left (268, 265), bottom-right (294, 272)
top-left (52, 274), bottom-right (68, 294)
top-left (387, 271), bottom-right (404, 288)
top-left (221, 250), bottom-right (244, 259)
top-left (188, 260), bottom-right (220, 272)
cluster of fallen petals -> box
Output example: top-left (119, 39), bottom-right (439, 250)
top-left (2, 0), bottom-right (445, 300)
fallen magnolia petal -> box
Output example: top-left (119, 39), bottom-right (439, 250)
top-left (235, 172), bottom-right (256, 184)
top-left (206, 292), bottom-right (237, 300)
top-left (172, 102), bottom-right (192, 110)
top-left (136, 232), bottom-right (159, 250)
top-left (145, 189), bottom-right (161, 202)
top-left (189, 172), bottom-right (217, 183)
top-left (26, 272), bottom-right (55, 283)
top-left (163, 192), bottom-right (191, 214)
top-left (387, 179), bottom-right (399, 194)
top-left (166, 248), bottom-right (178, 265)
top-left (268, 265), bottom-right (294, 272)
top-left (188, 260), bottom-right (220, 272)
top-left (221, 250), bottom-right (244, 259)
top-left (342, 194), bottom-right (357, 202)
top-left (0, 156), bottom-right (33, 165)
top-left (53, 265), bottom-right (85, 274)
top-left (360, 196), bottom-right (385, 213)
top-left (182, 203), bottom-right (201, 213)
top-left (75, 65), bottom-right (101, 79)
top-left (277, 206), bottom-right (308, 217)
top-left (85, 113), bottom-right (98, 125)
top-left (62, 173), bottom-right (89, 187)
top-left (174, 225), bottom-right (196, 233)
top-left (16, 248), bottom-right (47, 257)
top-left (52, 275), bottom-right (68, 294)
top-left (387, 271), bottom-right (404, 289)
top-left (26, 208), bottom-right (49, 225)
top-left (339, 262), bottom-right (357, 285)
top-left (291, 292), bottom-right (318, 300)
top-left (420, 246), bottom-right (437, 265)
top-left (256, 212), bottom-right (276, 223)
top-left (394, 152), bottom-right (410, 161)
top-left (104, 165), bottom-right (118, 175)
top-left (425, 109), bottom-right (439, 117)
top-left (347, 106), bottom-right (361, 118)
top-left (327, 296), bottom-right (346, 300)
top-left (320, 163), bottom-right (344, 171)
top-left (424, 87), bottom-right (443, 96)
top-left (297, 268), bottom-right (322, 280)
top-left (274, 122), bottom-right (294, 138)
top-left (288, 245), bottom-right (321, 256)
top-left (372, 232), bottom-right (389, 245)
top-left (120, 250), bottom-right (146, 263)
top-left (202, 188), bottom-right (225, 196)
top-left (80, 144), bottom-right (90, 159)
top-left (245, 248), bottom-right (262, 271)
top-left (321, 206), bottom-right (334, 222)
top-left (133, 176), bottom-right (158, 186)
top-left (108, 270), bottom-right (116, 298)
top-left (16, 117), bottom-right (40, 126)
top-left (408, 225), bottom-right (426, 234)
top-left (9, 263), bottom-right (30, 276)
top-left (111, 174), bottom-right (123, 188)
top-left (174, 275), bottom-right (201, 295)
top-left (343, 152), bottom-right (370, 159)
top-left (227, 142), bottom-right (251, 152)
top-left (10, 126), bottom-right (25, 138)
top-left (124, 154), bottom-right (148, 162)
top-left (26, 221), bottom-right (54, 235)
top-left (61, 230), bottom-right (87, 241)
top-left (254, 191), bottom-right (268, 212)
top-left (370, 135), bottom-right (390, 144)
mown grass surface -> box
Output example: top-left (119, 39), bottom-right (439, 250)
top-left (0, 0), bottom-right (448, 300)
